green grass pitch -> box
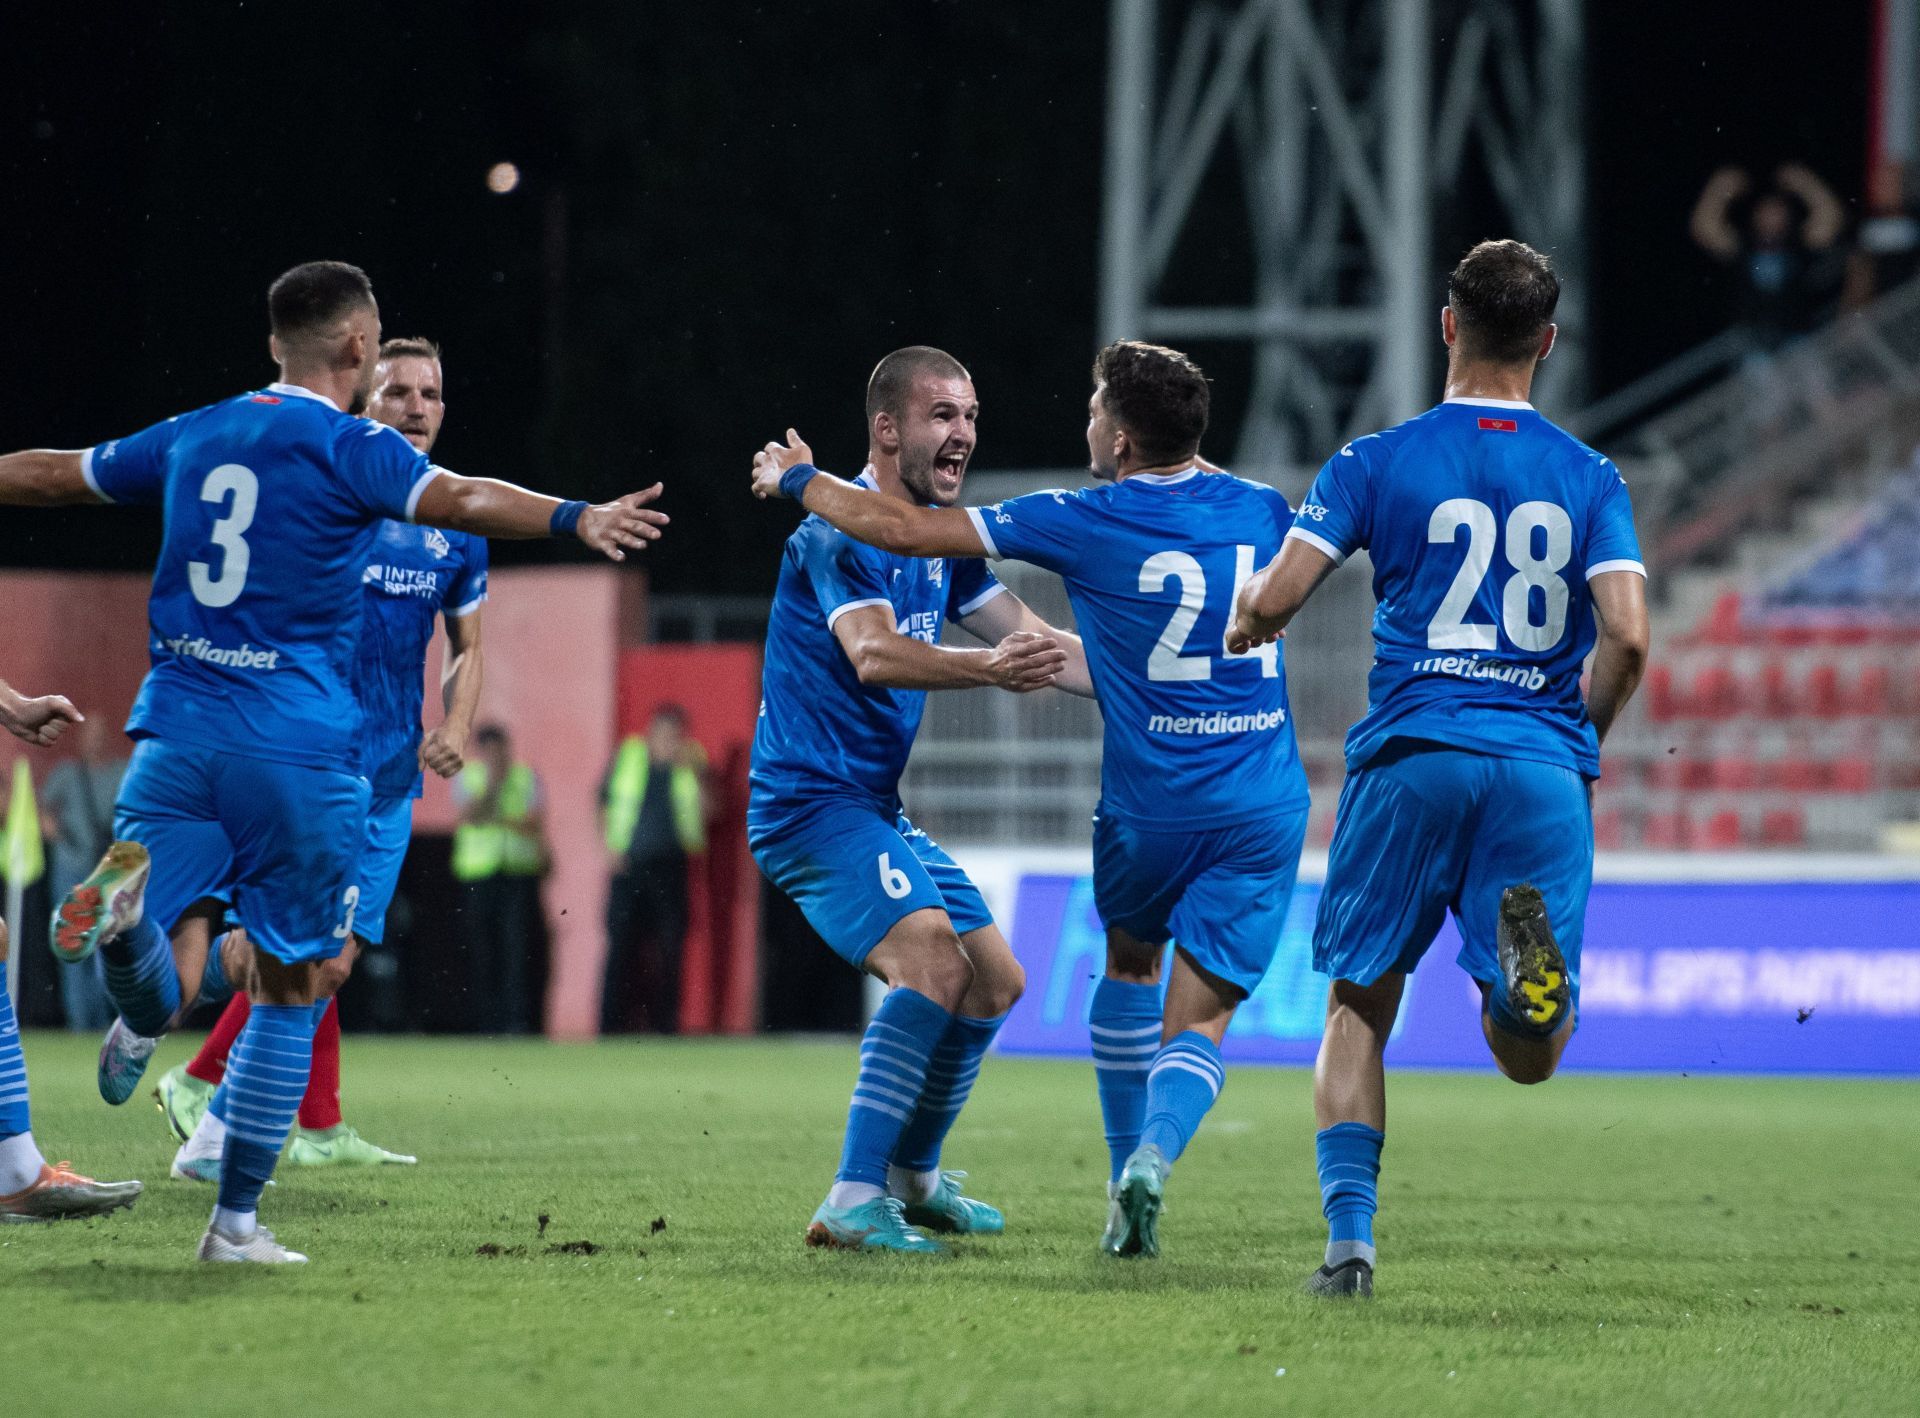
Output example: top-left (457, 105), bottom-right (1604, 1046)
top-left (5, 1031), bottom-right (1917, 1416)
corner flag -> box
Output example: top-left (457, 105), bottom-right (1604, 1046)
top-left (2, 758), bottom-right (43, 887)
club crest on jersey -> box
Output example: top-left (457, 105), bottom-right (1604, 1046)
top-left (926, 559), bottom-right (944, 591)
top-left (423, 528), bottom-right (451, 558)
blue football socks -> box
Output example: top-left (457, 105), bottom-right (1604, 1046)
top-left (891, 1009), bottom-right (1005, 1180)
top-left (830, 987), bottom-right (953, 1200)
top-left (214, 1003), bottom-right (319, 1233)
top-left (0, 974), bottom-right (32, 1152)
top-left (98, 913), bottom-right (180, 1038)
top-left (1316, 1121), bottom-right (1384, 1268)
top-left (1089, 977), bottom-right (1162, 1183)
top-left (1138, 1030), bottom-right (1225, 1163)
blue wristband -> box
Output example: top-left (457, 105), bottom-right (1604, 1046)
top-left (779, 462), bottom-right (820, 502)
top-left (549, 499), bottom-right (588, 538)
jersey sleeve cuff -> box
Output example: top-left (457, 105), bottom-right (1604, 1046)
top-left (80, 447), bottom-right (112, 503)
top-left (964, 506), bottom-right (1003, 560)
top-left (445, 593), bottom-right (488, 619)
top-left (404, 464), bottom-right (446, 523)
top-left (1284, 524), bottom-right (1348, 566)
top-left (954, 580), bottom-right (1009, 618)
top-left (1585, 559), bottom-right (1646, 580)
top-left (825, 597), bottom-right (894, 630)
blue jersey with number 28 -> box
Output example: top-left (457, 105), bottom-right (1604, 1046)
top-left (967, 469), bottom-right (1309, 832)
top-left (1288, 398), bottom-right (1643, 779)
top-left (85, 383), bottom-right (441, 776)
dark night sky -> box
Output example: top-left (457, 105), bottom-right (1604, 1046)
top-left (0, 2), bottom-right (1870, 594)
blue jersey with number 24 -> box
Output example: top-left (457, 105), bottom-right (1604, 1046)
top-left (967, 469), bottom-right (1309, 833)
top-left (85, 383), bottom-right (441, 776)
top-left (1288, 398), bottom-right (1643, 779)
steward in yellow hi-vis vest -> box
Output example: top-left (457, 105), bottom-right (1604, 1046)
top-left (600, 706), bottom-right (709, 1035)
top-left (450, 724), bottom-right (547, 1036)
top-left (453, 759), bottom-right (544, 881)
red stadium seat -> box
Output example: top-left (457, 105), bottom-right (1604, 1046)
top-left (1757, 807), bottom-right (1807, 847)
top-left (1645, 664), bottom-right (1677, 722)
top-left (1757, 657), bottom-right (1795, 718)
top-left (1688, 664), bottom-right (1739, 720)
top-left (1830, 756), bottom-right (1875, 792)
top-left (1851, 664), bottom-right (1891, 717)
top-left (1807, 662), bottom-right (1845, 718)
top-left (1592, 808), bottom-right (1626, 851)
top-left (1639, 809), bottom-right (1689, 850)
top-left (1710, 753), bottom-right (1758, 790)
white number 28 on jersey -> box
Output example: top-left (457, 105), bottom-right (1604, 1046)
top-left (1426, 499), bottom-right (1572, 652)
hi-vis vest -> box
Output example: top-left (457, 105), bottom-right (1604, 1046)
top-left (603, 735), bottom-right (706, 857)
top-left (452, 761), bottom-right (543, 881)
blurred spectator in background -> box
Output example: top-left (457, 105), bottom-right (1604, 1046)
top-left (39, 718), bottom-right (124, 1030)
top-left (599, 705), bottom-right (708, 1034)
top-left (1691, 163), bottom-right (1846, 354)
top-left (1846, 160), bottom-right (1920, 309)
top-left (451, 723), bottom-right (548, 1034)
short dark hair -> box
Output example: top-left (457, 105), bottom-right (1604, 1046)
top-left (1447, 240), bottom-right (1559, 365)
top-left (650, 703), bottom-right (689, 729)
top-left (1092, 340), bottom-right (1210, 464)
top-left (268, 261), bottom-right (374, 341)
top-left (379, 336), bottom-right (442, 363)
top-left (866, 346), bottom-right (971, 423)
top-left (472, 723), bottom-right (508, 749)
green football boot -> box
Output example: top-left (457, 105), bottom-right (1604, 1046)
top-left (286, 1124), bottom-right (417, 1167)
top-left (805, 1195), bottom-right (946, 1254)
top-left (1103, 1143), bottom-right (1169, 1258)
top-left (900, 1171), bottom-right (1004, 1235)
top-left (154, 1065), bottom-right (214, 1143)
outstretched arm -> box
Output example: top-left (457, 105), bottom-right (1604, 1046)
top-left (1226, 538), bottom-right (1341, 654)
top-left (413, 475), bottom-right (669, 563)
top-left (0, 677), bottom-right (84, 747)
top-left (1689, 165), bottom-right (1749, 260)
top-left (957, 591), bottom-right (1094, 698)
top-left (1585, 570), bottom-right (1651, 743)
top-left (831, 604), bottom-right (1066, 694)
top-left (751, 430), bottom-right (984, 559)
top-left (0, 450), bottom-right (97, 506)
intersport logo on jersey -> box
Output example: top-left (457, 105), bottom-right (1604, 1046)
top-left (1146, 707), bottom-right (1286, 736)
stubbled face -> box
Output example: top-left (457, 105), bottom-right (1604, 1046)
top-left (367, 356), bottom-right (446, 453)
top-left (1086, 384), bottom-right (1122, 481)
top-left (892, 375), bottom-right (978, 507)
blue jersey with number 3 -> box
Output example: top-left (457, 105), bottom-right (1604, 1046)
top-left (1288, 398), bottom-right (1643, 779)
top-left (967, 469), bottom-right (1309, 832)
top-left (85, 383), bottom-right (440, 776)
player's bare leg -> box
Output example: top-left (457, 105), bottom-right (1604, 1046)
top-left (1306, 973), bottom-right (1405, 1299)
top-left (1479, 987), bottom-right (1575, 1083)
top-left (1106, 948), bottom-right (1239, 1259)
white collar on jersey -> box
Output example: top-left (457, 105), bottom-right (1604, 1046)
top-left (1124, 467), bottom-right (1201, 487)
top-left (266, 381), bottom-right (341, 411)
top-left (1444, 395), bottom-right (1534, 410)
top-left (854, 466), bottom-right (878, 489)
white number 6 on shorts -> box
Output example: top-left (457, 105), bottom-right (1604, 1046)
top-left (878, 852), bottom-right (912, 900)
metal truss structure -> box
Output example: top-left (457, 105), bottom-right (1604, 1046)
top-left (1100, 0), bottom-right (1586, 480)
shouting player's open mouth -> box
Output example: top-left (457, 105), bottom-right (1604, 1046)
top-left (932, 447), bottom-right (969, 497)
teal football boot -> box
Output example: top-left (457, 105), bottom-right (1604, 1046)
top-left (1103, 1143), bottom-right (1169, 1258)
top-left (805, 1195), bottom-right (946, 1254)
top-left (901, 1171), bottom-right (1004, 1236)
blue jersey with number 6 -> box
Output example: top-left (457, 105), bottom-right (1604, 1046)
top-left (1288, 397), bottom-right (1643, 780)
top-left (967, 469), bottom-right (1309, 832)
top-left (84, 382), bottom-right (441, 775)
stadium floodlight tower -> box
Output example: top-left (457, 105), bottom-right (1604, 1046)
top-left (1100, 0), bottom-right (1587, 485)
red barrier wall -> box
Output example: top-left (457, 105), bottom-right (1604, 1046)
top-left (616, 645), bottom-right (764, 1034)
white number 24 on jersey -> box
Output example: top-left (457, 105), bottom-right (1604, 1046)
top-left (1140, 545), bottom-right (1279, 682)
top-left (1426, 499), bottom-right (1572, 652)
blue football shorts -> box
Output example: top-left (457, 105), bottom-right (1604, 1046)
top-left (1312, 738), bottom-right (1593, 1003)
top-left (749, 794), bottom-right (994, 969)
top-left (114, 737), bottom-right (370, 966)
top-left (1093, 803), bottom-right (1310, 998)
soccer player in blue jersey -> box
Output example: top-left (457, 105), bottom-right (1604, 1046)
top-left (754, 340), bottom-right (1312, 1259)
top-left (158, 336), bottom-right (486, 1177)
top-left (0, 261), bottom-right (666, 1261)
top-left (0, 678), bottom-right (143, 1222)
top-left (1228, 240), bottom-right (1651, 1298)
top-left (749, 347), bottom-right (1094, 1254)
